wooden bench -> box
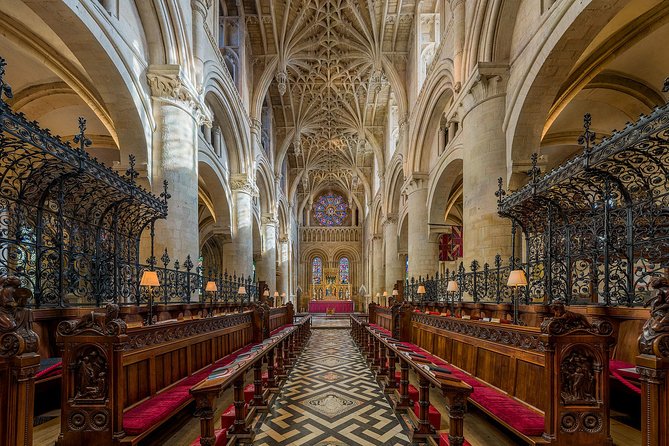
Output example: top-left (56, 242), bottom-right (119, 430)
top-left (351, 315), bottom-right (473, 446)
top-left (189, 315), bottom-right (312, 445)
top-left (406, 307), bottom-right (615, 446)
top-left (54, 303), bottom-right (297, 446)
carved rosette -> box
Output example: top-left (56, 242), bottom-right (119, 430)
top-left (0, 277), bottom-right (39, 358)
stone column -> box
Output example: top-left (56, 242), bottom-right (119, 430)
top-left (371, 234), bottom-right (385, 297)
top-left (191, 0), bottom-right (211, 88)
top-left (384, 214), bottom-right (403, 291)
top-left (148, 65), bottom-right (210, 262)
top-left (461, 64), bottom-right (512, 264)
top-left (256, 213), bottom-right (277, 292)
top-left (405, 174), bottom-right (439, 278)
top-left (451, 0), bottom-right (465, 87)
top-left (278, 236), bottom-right (289, 296)
top-left (229, 174), bottom-right (257, 277)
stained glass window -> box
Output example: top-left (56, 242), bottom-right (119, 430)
top-left (339, 258), bottom-right (350, 284)
top-left (312, 257), bottom-right (323, 284)
top-left (313, 193), bottom-right (348, 226)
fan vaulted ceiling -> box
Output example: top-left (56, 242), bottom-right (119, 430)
top-left (244, 0), bottom-right (416, 198)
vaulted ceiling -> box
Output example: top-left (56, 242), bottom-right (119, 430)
top-left (244, 0), bottom-right (416, 199)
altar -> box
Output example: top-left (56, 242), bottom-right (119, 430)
top-left (308, 300), bottom-right (354, 313)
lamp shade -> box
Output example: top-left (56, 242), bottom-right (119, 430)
top-left (140, 270), bottom-right (160, 287)
top-left (417, 285), bottom-right (426, 294)
top-left (205, 281), bottom-right (217, 292)
top-left (274, 291), bottom-right (280, 297)
top-left (376, 292), bottom-right (380, 297)
top-left (392, 289), bottom-right (399, 296)
top-left (263, 289), bottom-right (270, 297)
top-left (383, 291), bottom-right (388, 297)
top-left (238, 286), bottom-right (246, 295)
top-left (281, 292), bottom-right (286, 297)
top-left (447, 280), bottom-right (459, 292)
top-left (507, 269), bottom-right (528, 287)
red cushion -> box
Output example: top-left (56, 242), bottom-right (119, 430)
top-left (413, 401), bottom-right (441, 429)
top-left (408, 384), bottom-right (419, 402)
top-left (439, 432), bottom-right (471, 446)
top-left (190, 429), bottom-right (227, 446)
top-left (123, 388), bottom-right (192, 435)
top-left (244, 383), bottom-right (255, 403)
top-left (469, 388), bottom-right (544, 436)
top-left (270, 323), bottom-right (293, 336)
top-left (221, 404), bottom-right (237, 431)
top-left (610, 359), bottom-right (639, 380)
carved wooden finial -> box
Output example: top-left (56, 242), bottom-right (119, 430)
top-left (541, 302), bottom-right (613, 336)
top-left (0, 276), bottom-right (38, 358)
top-left (638, 277), bottom-right (669, 358)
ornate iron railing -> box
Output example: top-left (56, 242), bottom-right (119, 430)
top-left (0, 57), bottom-right (259, 307)
top-left (408, 79), bottom-right (669, 307)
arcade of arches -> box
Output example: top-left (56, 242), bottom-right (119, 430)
top-left (2, 0), bottom-right (669, 445)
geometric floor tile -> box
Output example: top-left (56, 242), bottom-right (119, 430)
top-left (302, 390), bottom-right (364, 418)
top-left (253, 329), bottom-right (412, 446)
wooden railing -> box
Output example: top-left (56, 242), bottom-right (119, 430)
top-left (190, 316), bottom-right (311, 445)
top-left (351, 314), bottom-right (472, 445)
top-left (269, 303), bottom-right (295, 333)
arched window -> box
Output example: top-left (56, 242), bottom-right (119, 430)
top-left (339, 257), bottom-right (350, 284)
top-left (312, 257), bottom-right (323, 284)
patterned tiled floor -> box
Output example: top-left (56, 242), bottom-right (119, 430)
top-left (311, 316), bottom-right (351, 329)
top-left (254, 329), bottom-right (411, 445)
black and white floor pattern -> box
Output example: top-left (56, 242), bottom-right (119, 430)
top-left (254, 329), bottom-right (411, 446)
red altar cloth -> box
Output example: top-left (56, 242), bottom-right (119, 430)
top-left (308, 300), bottom-right (354, 313)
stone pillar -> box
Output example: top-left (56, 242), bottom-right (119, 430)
top-left (371, 234), bottom-right (385, 296)
top-left (278, 236), bottom-right (289, 296)
top-left (229, 174), bottom-right (257, 277)
top-left (148, 65), bottom-right (210, 262)
top-left (461, 64), bottom-right (511, 264)
top-left (257, 214), bottom-right (277, 292)
top-left (384, 214), bottom-right (403, 291)
top-left (191, 0), bottom-right (211, 88)
top-left (451, 0), bottom-right (465, 87)
top-left (405, 174), bottom-right (439, 278)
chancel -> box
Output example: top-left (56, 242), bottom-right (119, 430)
top-left (0, 1), bottom-right (667, 446)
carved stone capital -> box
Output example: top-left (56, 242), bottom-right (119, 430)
top-left (147, 64), bottom-right (212, 126)
top-left (382, 213), bottom-right (398, 227)
top-left (230, 174), bottom-right (259, 196)
top-left (460, 63), bottom-right (508, 115)
top-left (402, 173), bottom-right (429, 196)
top-left (261, 213), bottom-right (278, 226)
top-left (371, 233), bottom-right (383, 242)
top-left (191, 0), bottom-right (212, 17)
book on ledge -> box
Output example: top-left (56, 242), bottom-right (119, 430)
top-left (428, 365), bottom-right (451, 374)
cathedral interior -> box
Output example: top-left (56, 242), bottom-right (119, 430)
top-left (0, 0), bottom-right (668, 445)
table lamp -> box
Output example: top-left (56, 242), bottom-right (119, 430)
top-left (507, 269), bottom-right (528, 325)
top-left (447, 280), bottom-right (458, 316)
top-left (417, 284), bottom-right (426, 302)
top-left (273, 291), bottom-right (279, 306)
top-left (140, 270), bottom-right (160, 325)
top-left (238, 285), bottom-right (246, 312)
top-left (205, 280), bottom-right (217, 317)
